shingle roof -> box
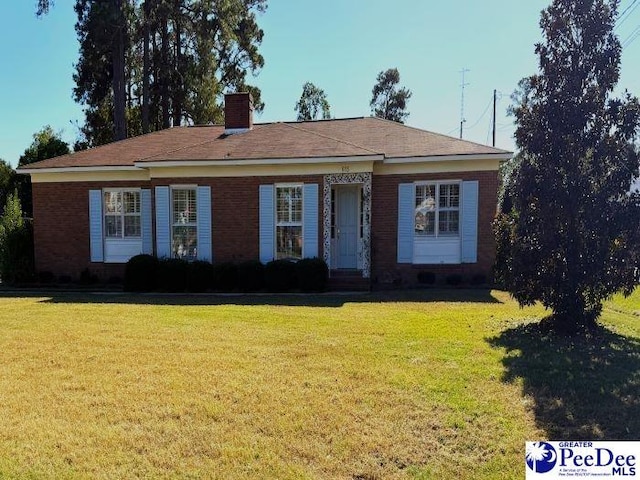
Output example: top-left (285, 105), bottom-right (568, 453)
top-left (23, 117), bottom-right (510, 169)
top-left (140, 121), bottom-right (378, 163)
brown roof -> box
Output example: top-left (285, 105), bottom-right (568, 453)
top-left (140, 122), bottom-right (378, 163)
top-left (23, 117), bottom-right (510, 169)
top-left (292, 117), bottom-right (509, 158)
top-left (23, 126), bottom-right (224, 169)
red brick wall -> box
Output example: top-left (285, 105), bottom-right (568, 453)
top-left (150, 175), bottom-right (324, 263)
top-left (32, 176), bottom-right (324, 281)
top-left (370, 171), bottom-right (499, 287)
top-left (32, 181), bottom-right (148, 280)
top-left (224, 93), bottom-right (253, 130)
top-left (32, 171), bottom-right (498, 286)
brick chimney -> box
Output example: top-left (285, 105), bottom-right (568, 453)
top-left (224, 92), bottom-right (253, 134)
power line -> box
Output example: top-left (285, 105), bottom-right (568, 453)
top-left (618, 0), bottom-right (638, 20)
top-left (622, 24), bottom-right (640, 48)
top-left (616, 0), bottom-right (640, 29)
top-left (465, 97), bottom-right (493, 131)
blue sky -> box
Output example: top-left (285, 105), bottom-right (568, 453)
top-left (1, 0), bottom-right (639, 167)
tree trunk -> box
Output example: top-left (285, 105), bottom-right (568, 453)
top-left (160, 10), bottom-right (171, 129)
top-left (112, 0), bottom-right (127, 141)
top-left (142, 0), bottom-right (151, 134)
top-left (172, 0), bottom-right (182, 127)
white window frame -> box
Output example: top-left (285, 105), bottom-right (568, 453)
top-left (275, 183), bottom-right (304, 260)
top-left (171, 185), bottom-right (198, 260)
top-left (414, 180), bottom-right (461, 238)
top-left (103, 188), bottom-right (142, 239)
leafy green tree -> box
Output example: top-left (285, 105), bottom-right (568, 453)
top-left (0, 160), bottom-right (16, 215)
top-left (294, 82), bottom-right (331, 121)
top-left (0, 192), bottom-right (34, 284)
top-left (494, 0), bottom-right (640, 333)
top-left (17, 126), bottom-right (70, 217)
top-left (370, 68), bottom-right (412, 123)
top-left (45, 0), bottom-right (267, 148)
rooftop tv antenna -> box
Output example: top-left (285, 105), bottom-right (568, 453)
top-left (459, 68), bottom-right (470, 139)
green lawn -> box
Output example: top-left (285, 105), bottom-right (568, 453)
top-left (0, 290), bottom-right (637, 479)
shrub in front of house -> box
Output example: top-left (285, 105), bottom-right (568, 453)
top-left (295, 257), bottom-right (328, 292)
top-left (79, 267), bottom-right (99, 285)
top-left (445, 273), bottom-right (463, 286)
top-left (417, 271), bottom-right (436, 285)
top-left (0, 199), bottom-right (35, 285)
top-left (124, 254), bottom-right (159, 292)
top-left (236, 260), bottom-right (265, 292)
top-left (470, 273), bottom-right (487, 286)
top-left (157, 258), bottom-right (189, 292)
top-left (38, 271), bottom-right (55, 284)
top-left (265, 259), bottom-right (297, 292)
top-left (212, 262), bottom-right (238, 292)
top-left (187, 260), bottom-right (213, 292)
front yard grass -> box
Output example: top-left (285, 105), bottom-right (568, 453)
top-left (0, 290), bottom-right (637, 479)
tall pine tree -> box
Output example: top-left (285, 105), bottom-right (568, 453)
top-left (40, 1), bottom-right (267, 148)
top-left (495, 0), bottom-right (640, 333)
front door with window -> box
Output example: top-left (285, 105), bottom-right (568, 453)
top-left (336, 186), bottom-right (358, 269)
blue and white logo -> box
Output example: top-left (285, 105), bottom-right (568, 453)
top-left (526, 442), bottom-right (558, 474)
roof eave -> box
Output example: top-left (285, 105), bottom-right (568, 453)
top-left (383, 152), bottom-right (513, 164)
top-left (16, 165), bottom-right (143, 175)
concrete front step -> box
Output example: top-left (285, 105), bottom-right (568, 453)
top-left (328, 270), bottom-right (370, 292)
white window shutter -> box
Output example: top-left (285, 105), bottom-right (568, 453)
top-left (302, 183), bottom-right (319, 258)
top-left (397, 183), bottom-right (414, 263)
top-left (196, 186), bottom-right (212, 262)
top-left (141, 189), bottom-right (153, 255)
top-left (155, 186), bottom-right (170, 258)
top-left (259, 185), bottom-right (275, 263)
top-left (89, 190), bottom-right (104, 262)
top-left (461, 180), bottom-right (479, 263)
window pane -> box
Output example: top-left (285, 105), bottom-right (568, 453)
top-left (124, 216), bottom-right (141, 237)
top-left (105, 215), bottom-right (122, 237)
top-left (415, 211), bottom-right (435, 235)
top-left (415, 185), bottom-right (436, 234)
top-left (172, 225), bottom-right (197, 260)
top-left (173, 189), bottom-right (196, 224)
top-left (276, 226), bottom-right (302, 260)
top-left (123, 191), bottom-right (140, 214)
top-left (439, 211), bottom-right (459, 235)
top-left (290, 187), bottom-right (302, 223)
top-left (104, 191), bottom-right (122, 214)
top-left (276, 188), bottom-right (289, 223)
top-left (439, 184), bottom-right (460, 208)
top-left (276, 186), bottom-right (303, 224)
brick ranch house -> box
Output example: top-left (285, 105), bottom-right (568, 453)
top-left (18, 93), bottom-right (511, 287)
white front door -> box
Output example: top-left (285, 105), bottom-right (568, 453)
top-left (336, 186), bottom-right (358, 269)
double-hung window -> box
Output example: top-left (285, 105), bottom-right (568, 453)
top-left (275, 185), bottom-right (303, 260)
top-left (104, 189), bottom-right (141, 238)
top-left (171, 187), bottom-right (197, 260)
top-left (415, 182), bottom-right (460, 237)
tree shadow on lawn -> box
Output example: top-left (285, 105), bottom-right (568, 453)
top-left (488, 321), bottom-right (640, 440)
top-left (0, 288), bottom-right (502, 307)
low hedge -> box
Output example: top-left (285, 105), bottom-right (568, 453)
top-left (264, 259), bottom-right (297, 292)
top-left (295, 257), bottom-right (328, 292)
top-left (212, 262), bottom-right (238, 291)
top-left (237, 260), bottom-right (265, 292)
top-left (187, 260), bottom-right (213, 292)
top-left (124, 254), bottom-right (158, 292)
top-left (157, 258), bottom-right (189, 292)
top-left (124, 256), bottom-right (330, 293)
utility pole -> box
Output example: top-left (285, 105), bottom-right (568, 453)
top-left (459, 68), bottom-right (470, 139)
top-left (492, 89), bottom-right (497, 147)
